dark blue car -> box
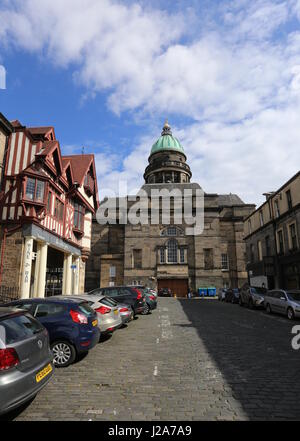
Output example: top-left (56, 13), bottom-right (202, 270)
top-left (3, 296), bottom-right (100, 367)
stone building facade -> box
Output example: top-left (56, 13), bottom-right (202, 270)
top-left (85, 122), bottom-right (255, 297)
top-left (244, 171), bottom-right (300, 290)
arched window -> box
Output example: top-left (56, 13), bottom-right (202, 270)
top-left (167, 239), bottom-right (178, 263)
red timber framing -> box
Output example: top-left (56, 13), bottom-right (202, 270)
top-left (0, 118), bottom-right (99, 252)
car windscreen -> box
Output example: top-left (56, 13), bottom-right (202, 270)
top-left (287, 291), bottom-right (300, 302)
top-left (0, 313), bottom-right (44, 345)
top-left (101, 297), bottom-right (118, 307)
top-left (77, 302), bottom-right (95, 317)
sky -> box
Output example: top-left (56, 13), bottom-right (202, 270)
top-left (0, 0), bottom-right (300, 206)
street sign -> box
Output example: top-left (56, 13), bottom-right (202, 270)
top-left (71, 265), bottom-right (77, 269)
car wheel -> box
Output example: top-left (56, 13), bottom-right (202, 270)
top-left (142, 303), bottom-right (150, 315)
top-left (51, 341), bottom-right (76, 368)
top-left (287, 307), bottom-right (295, 320)
top-left (266, 303), bottom-right (272, 314)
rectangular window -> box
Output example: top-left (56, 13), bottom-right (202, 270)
top-left (259, 211), bottom-right (264, 227)
top-left (54, 198), bottom-right (64, 221)
top-left (289, 223), bottom-right (298, 250)
top-left (160, 248), bottom-right (165, 264)
top-left (109, 266), bottom-right (116, 278)
top-left (274, 200), bottom-right (280, 218)
top-left (257, 240), bottom-right (263, 261)
top-left (286, 190), bottom-right (292, 211)
top-left (204, 249), bottom-right (214, 270)
top-left (265, 236), bottom-right (270, 257)
top-left (221, 253), bottom-right (228, 270)
top-left (133, 249), bottom-right (142, 269)
top-left (73, 203), bottom-right (84, 230)
top-left (250, 244), bottom-right (255, 263)
top-left (47, 192), bottom-right (52, 213)
top-left (277, 230), bottom-right (284, 254)
top-left (248, 220), bottom-right (252, 234)
top-left (25, 178), bottom-right (45, 202)
top-left (180, 248), bottom-right (185, 263)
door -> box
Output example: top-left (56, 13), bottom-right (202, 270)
top-left (158, 279), bottom-right (188, 298)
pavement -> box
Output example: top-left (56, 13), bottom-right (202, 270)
top-left (7, 297), bottom-right (300, 421)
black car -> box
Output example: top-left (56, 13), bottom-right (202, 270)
top-left (225, 288), bottom-right (240, 304)
top-left (3, 297), bottom-right (100, 367)
top-left (88, 286), bottom-right (146, 317)
top-left (158, 288), bottom-right (172, 297)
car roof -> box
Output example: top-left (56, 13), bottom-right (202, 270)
top-left (69, 294), bottom-right (105, 301)
top-left (0, 306), bottom-right (25, 318)
top-left (7, 296), bottom-right (86, 305)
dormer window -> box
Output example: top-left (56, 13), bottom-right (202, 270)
top-left (73, 202), bottom-right (84, 231)
top-left (25, 178), bottom-right (45, 203)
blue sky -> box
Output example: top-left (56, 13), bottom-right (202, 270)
top-left (0, 0), bottom-right (300, 206)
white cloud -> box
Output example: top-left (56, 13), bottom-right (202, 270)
top-left (0, 0), bottom-right (300, 206)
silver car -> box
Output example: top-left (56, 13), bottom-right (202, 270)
top-left (117, 303), bottom-right (134, 324)
top-left (0, 307), bottom-right (54, 415)
top-left (264, 290), bottom-right (300, 320)
top-left (70, 295), bottom-right (122, 334)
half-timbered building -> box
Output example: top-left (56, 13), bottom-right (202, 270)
top-left (0, 117), bottom-right (99, 299)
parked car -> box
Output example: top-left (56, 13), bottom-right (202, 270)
top-left (158, 288), bottom-right (172, 297)
top-left (225, 288), bottom-right (240, 304)
top-left (2, 297), bottom-right (100, 368)
top-left (68, 294), bottom-right (122, 334)
top-left (239, 285), bottom-right (267, 308)
top-left (131, 286), bottom-right (158, 299)
top-left (218, 288), bottom-right (227, 301)
top-left (0, 307), bottom-right (53, 415)
top-left (117, 303), bottom-right (134, 324)
top-left (141, 290), bottom-right (158, 315)
top-left (88, 286), bottom-right (146, 317)
top-left (264, 290), bottom-right (300, 320)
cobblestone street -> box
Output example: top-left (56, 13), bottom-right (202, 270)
top-left (10, 298), bottom-right (300, 421)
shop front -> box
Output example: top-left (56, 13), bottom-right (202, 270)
top-left (20, 224), bottom-right (81, 299)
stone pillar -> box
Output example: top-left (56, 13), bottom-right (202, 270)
top-left (64, 253), bottom-right (73, 295)
top-left (20, 237), bottom-right (34, 299)
top-left (37, 243), bottom-right (48, 298)
top-left (33, 243), bottom-right (41, 297)
top-left (73, 256), bottom-right (80, 294)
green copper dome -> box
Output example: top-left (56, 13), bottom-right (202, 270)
top-left (150, 121), bottom-right (184, 155)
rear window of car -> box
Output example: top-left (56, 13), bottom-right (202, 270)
top-left (77, 302), bottom-right (95, 316)
top-left (34, 303), bottom-right (66, 318)
top-left (101, 297), bottom-right (118, 307)
top-left (251, 287), bottom-right (267, 295)
top-left (0, 313), bottom-right (44, 345)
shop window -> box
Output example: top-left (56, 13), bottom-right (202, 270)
top-left (25, 178), bottom-right (45, 202)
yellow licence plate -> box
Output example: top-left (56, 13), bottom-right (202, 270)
top-left (92, 320), bottom-right (98, 327)
top-left (36, 363), bottom-right (52, 383)
top-left (114, 310), bottom-right (118, 315)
